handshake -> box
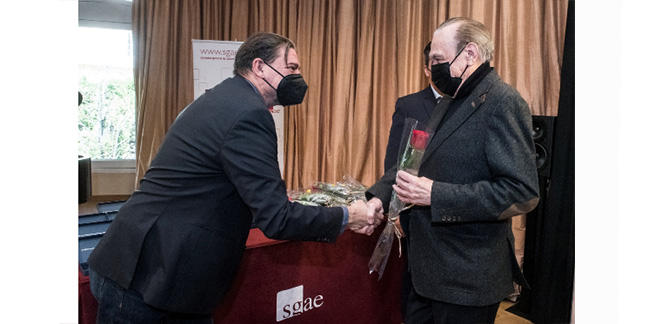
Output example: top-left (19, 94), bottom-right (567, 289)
top-left (346, 198), bottom-right (384, 236)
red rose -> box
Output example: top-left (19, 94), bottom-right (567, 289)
top-left (410, 130), bottom-right (429, 150)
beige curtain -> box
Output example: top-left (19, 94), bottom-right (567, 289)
top-left (132, 1), bottom-right (202, 185)
top-left (132, 0), bottom-right (568, 188)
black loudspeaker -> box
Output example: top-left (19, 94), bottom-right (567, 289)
top-left (532, 116), bottom-right (556, 178)
top-left (509, 115), bottom-right (558, 320)
top-left (79, 155), bottom-right (92, 204)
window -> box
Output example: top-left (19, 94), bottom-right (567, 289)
top-left (78, 27), bottom-right (136, 160)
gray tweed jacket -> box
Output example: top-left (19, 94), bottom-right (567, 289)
top-left (367, 69), bottom-right (539, 306)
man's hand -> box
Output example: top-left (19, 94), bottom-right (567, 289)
top-left (351, 198), bottom-right (385, 235)
top-left (347, 199), bottom-right (383, 236)
top-left (366, 197), bottom-right (384, 221)
top-left (393, 170), bottom-right (433, 206)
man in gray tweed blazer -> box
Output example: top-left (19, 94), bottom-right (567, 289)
top-left (366, 17), bottom-right (539, 324)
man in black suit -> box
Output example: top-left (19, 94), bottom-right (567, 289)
top-left (383, 41), bottom-right (443, 318)
top-left (367, 18), bottom-right (539, 324)
top-left (87, 32), bottom-right (382, 323)
top-left (384, 42), bottom-right (443, 173)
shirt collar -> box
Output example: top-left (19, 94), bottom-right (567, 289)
top-left (430, 84), bottom-right (442, 101)
top-left (242, 76), bottom-right (261, 95)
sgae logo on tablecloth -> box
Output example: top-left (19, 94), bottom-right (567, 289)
top-left (276, 285), bottom-right (324, 322)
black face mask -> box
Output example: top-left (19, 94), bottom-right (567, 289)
top-left (431, 45), bottom-right (469, 96)
top-left (263, 62), bottom-right (308, 106)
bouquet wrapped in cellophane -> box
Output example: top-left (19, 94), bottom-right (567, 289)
top-left (288, 174), bottom-right (367, 207)
top-left (368, 118), bottom-right (432, 280)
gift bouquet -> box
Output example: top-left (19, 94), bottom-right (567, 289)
top-left (368, 118), bottom-right (433, 280)
top-left (288, 174), bottom-right (367, 207)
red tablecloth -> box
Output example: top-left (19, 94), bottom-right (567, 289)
top-left (79, 226), bottom-right (403, 324)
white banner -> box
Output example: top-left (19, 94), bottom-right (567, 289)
top-left (192, 39), bottom-right (284, 176)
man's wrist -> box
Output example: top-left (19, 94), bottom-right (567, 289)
top-left (340, 206), bottom-right (349, 234)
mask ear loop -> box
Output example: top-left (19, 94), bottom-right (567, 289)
top-left (263, 61), bottom-right (285, 78)
top-left (449, 43), bottom-right (468, 65)
top-left (458, 63), bottom-right (470, 79)
top-left (262, 77), bottom-right (277, 92)
top-left (451, 43), bottom-right (470, 79)
top-left (261, 60), bottom-right (285, 92)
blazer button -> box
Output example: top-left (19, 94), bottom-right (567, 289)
top-left (442, 216), bottom-right (447, 221)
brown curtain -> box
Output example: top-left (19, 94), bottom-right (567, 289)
top-left (132, 0), bottom-right (202, 185)
top-left (132, 0), bottom-right (568, 189)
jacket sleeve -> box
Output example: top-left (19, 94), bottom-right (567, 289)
top-left (365, 165), bottom-right (397, 213)
top-left (384, 98), bottom-right (407, 172)
top-left (430, 91), bottom-right (540, 222)
top-left (220, 108), bottom-right (343, 242)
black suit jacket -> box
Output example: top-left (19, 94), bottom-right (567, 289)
top-left (384, 86), bottom-right (439, 172)
top-left (88, 75), bottom-right (344, 314)
top-left (368, 70), bottom-right (539, 306)
top-left (384, 86), bottom-right (440, 237)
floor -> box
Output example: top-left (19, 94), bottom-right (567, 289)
top-left (80, 195), bottom-right (533, 324)
top-left (79, 195), bottom-right (129, 215)
top-left (497, 300), bottom-right (533, 324)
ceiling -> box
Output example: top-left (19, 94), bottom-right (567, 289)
top-left (79, 0), bottom-right (132, 30)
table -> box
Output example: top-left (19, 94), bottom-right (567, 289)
top-left (79, 226), bottom-right (404, 324)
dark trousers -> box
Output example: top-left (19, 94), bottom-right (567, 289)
top-left (400, 237), bottom-right (412, 317)
top-left (399, 213), bottom-right (412, 317)
top-left (405, 286), bottom-right (500, 324)
top-left (89, 268), bottom-right (213, 324)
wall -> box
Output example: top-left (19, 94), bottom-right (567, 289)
top-left (89, 160), bottom-right (136, 196)
top-left (91, 171), bottom-right (135, 196)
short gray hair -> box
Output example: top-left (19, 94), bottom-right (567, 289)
top-left (437, 17), bottom-right (494, 62)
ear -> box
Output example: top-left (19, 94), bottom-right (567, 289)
top-left (251, 58), bottom-right (266, 77)
top-left (465, 43), bottom-right (479, 64)
top-left (423, 65), bottom-right (431, 78)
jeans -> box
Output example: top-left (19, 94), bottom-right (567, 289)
top-left (89, 268), bottom-right (213, 324)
